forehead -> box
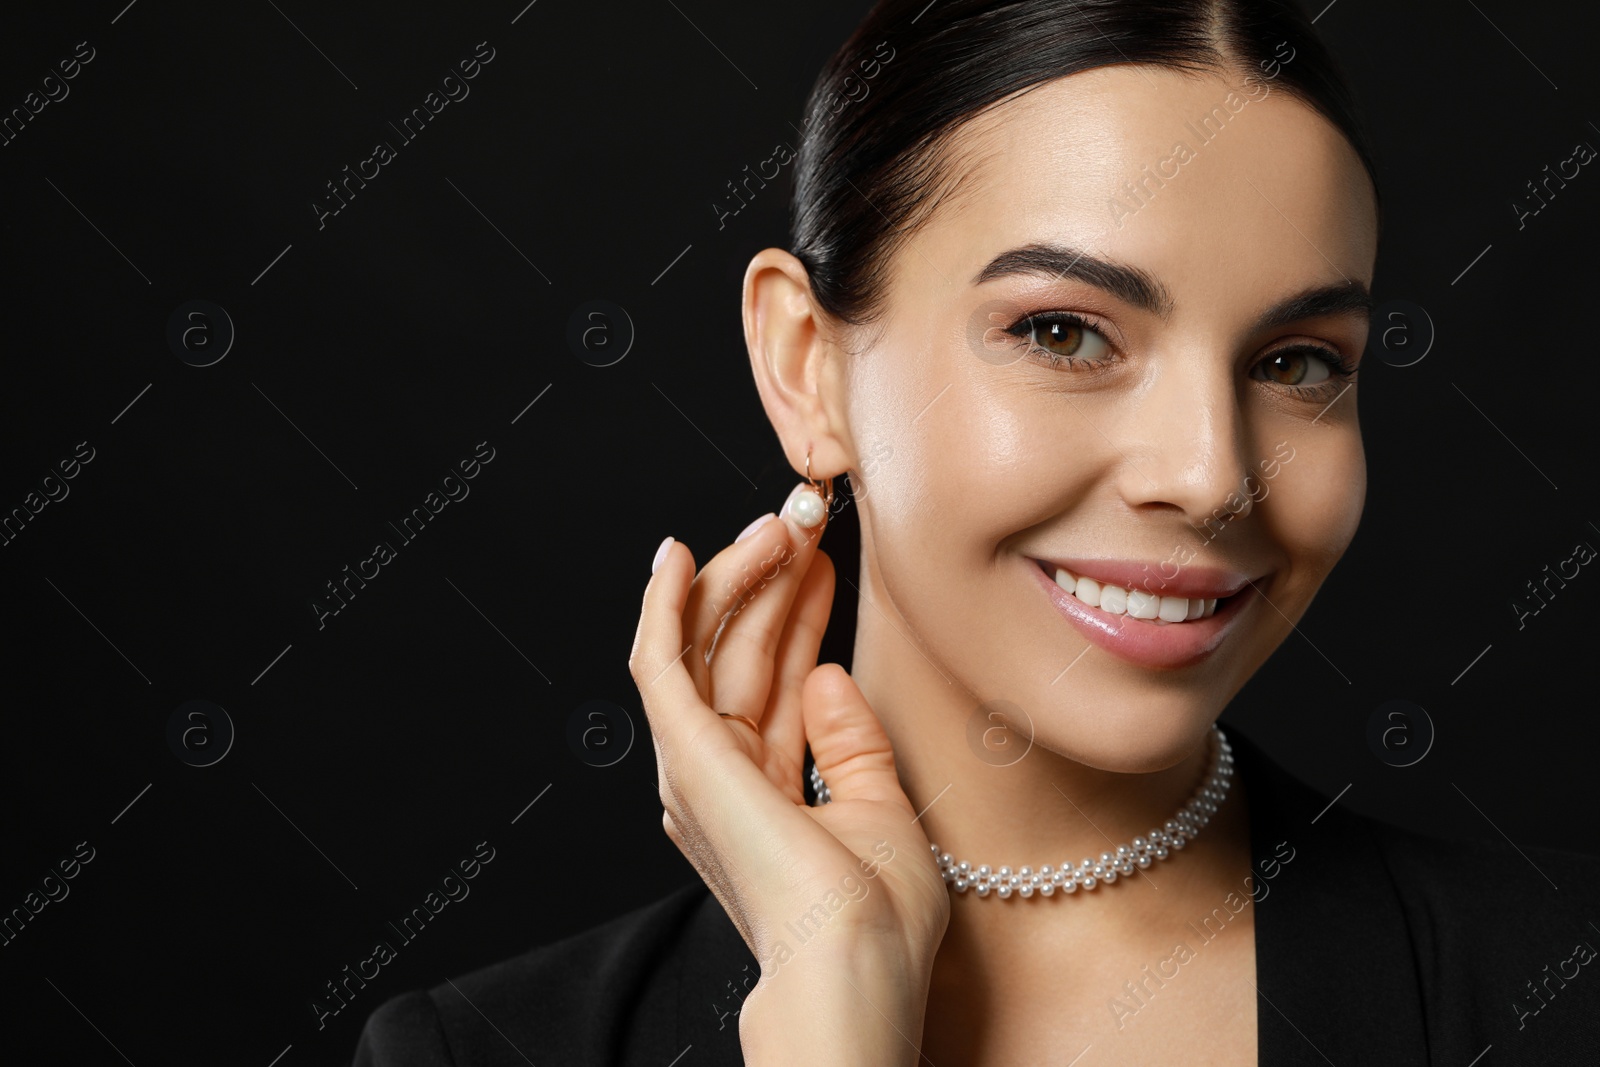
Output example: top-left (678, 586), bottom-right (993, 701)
top-left (919, 65), bottom-right (1378, 311)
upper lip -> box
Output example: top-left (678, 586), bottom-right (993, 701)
top-left (1030, 556), bottom-right (1259, 600)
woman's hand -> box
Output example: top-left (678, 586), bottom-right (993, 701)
top-left (628, 482), bottom-right (950, 1065)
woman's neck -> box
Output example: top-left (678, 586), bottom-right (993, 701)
top-left (845, 587), bottom-right (1259, 949)
top-left (851, 651), bottom-right (1235, 873)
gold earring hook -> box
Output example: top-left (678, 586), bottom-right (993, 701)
top-left (805, 446), bottom-right (835, 510)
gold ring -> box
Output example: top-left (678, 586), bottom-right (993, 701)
top-left (718, 712), bottom-right (761, 734)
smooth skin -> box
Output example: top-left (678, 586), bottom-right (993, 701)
top-left (631, 62), bottom-right (1377, 1066)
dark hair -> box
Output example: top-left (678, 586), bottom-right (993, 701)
top-left (789, 0), bottom-right (1383, 329)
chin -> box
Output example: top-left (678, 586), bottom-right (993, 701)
top-left (937, 552), bottom-right (1267, 776)
top-left (1025, 699), bottom-right (1222, 775)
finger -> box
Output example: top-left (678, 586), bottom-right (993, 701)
top-left (635, 534), bottom-right (860, 933)
top-left (680, 512), bottom-right (789, 701)
top-left (692, 483), bottom-right (832, 721)
top-left (760, 547), bottom-right (836, 793)
top-left (803, 663), bottom-right (914, 816)
top-left (671, 512), bottom-right (774, 698)
top-left (681, 485), bottom-right (824, 695)
top-left (629, 537), bottom-right (716, 755)
top-left (632, 539), bottom-right (780, 818)
top-left (632, 536), bottom-right (819, 863)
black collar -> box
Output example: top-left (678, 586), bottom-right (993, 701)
top-left (1228, 723), bottom-right (1429, 1063)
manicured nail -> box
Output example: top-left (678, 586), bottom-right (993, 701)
top-left (784, 482), bottom-right (826, 529)
top-left (736, 512), bottom-right (776, 542)
top-left (651, 536), bottom-right (675, 574)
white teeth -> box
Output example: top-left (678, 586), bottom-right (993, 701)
top-left (1050, 566), bottom-right (1223, 623)
top-left (1158, 596), bottom-right (1190, 623)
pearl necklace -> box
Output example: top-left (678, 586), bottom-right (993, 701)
top-left (808, 724), bottom-right (1233, 899)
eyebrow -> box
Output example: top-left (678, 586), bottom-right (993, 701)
top-left (972, 242), bottom-right (1374, 331)
top-left (1252, 280), bottom-right (1374, 332)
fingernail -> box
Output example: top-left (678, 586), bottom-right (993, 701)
top-left (783, 482), bottom-right (826, 529)
top-left (736, 512), bottom-right (776, 542)
top-left (651, 535), bottom-right (675, 574)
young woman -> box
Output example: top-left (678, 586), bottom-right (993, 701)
top-left (352, 1), bottom-right (1600, 1062)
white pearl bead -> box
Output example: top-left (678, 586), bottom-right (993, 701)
top-left (788, 489), bottom-right (825, 528)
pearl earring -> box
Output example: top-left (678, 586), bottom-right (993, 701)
top-left (788, 447), bottom-right (834, 529)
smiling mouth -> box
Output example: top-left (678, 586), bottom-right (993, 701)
top-left (1030, 559), bottom-right (1244, 625)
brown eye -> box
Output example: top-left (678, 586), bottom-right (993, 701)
top-left (1254, 349), bottom-right (1335, 386)
top-left (1007, 313), bottom-right (1113, 365)
top-left (1036, 318), bottom-right (1084, 357)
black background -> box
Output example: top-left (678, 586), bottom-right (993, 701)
top-left (2, 1), bottom-right (1597, 1063)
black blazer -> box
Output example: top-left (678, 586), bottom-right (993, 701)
top-left (349, 728), bottom-right (1600, 1064)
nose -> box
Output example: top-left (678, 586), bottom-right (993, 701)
top-left (1114, 358), bottom-right (1258, 537)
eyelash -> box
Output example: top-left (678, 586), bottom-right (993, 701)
top-left (1002, 312), bottom-right (1119, 374)
top-left (1001, 311), bottom-right (1359, 403)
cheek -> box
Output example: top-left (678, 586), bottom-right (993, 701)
top-left (1269, 433), bottom-right (1365, 572)
top-left (866, 366), bottom-right (1095, 561)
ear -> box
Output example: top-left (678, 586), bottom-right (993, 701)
top-left (741, 247), bottom-right (855, 481)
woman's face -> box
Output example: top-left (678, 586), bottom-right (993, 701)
top-left (835, 65), bottom-right (1378, 772)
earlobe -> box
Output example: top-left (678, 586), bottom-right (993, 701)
top-left (742, 247), bottom-right (855, 483)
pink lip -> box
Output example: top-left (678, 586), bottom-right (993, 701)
top-left (1033, 556), bottom-right (1254, 599)
top-left (1026, 559), bottom-right (1260, 670)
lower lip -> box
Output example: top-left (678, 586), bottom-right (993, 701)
top-left (1026, 560), bottom-right (1258, 670)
